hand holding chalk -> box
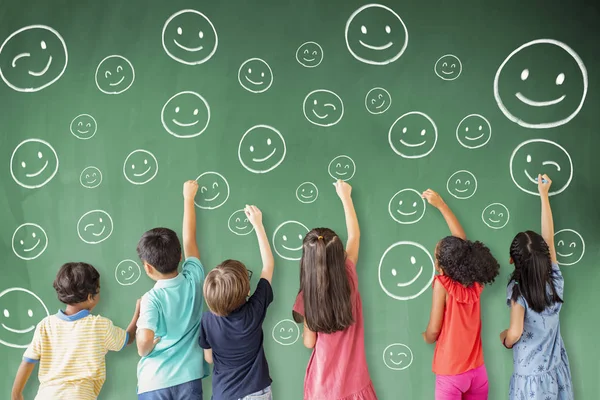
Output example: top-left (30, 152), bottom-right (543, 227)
top-left (537, 174), bottom-right (552, 197)
top-left (334, 179), bottom-right (352, 201)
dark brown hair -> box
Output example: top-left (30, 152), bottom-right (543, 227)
top-left (136, 228), bottom-right (181, 274)
top-left (53, 262), bottom-right (100, 304)
top-left (203, 260), bottom-right (250, 316)
top-left (436, 236), bottom-right (500, 286)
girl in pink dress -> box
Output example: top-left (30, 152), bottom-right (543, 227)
top-left (292, 180), bottom-right (378, 400)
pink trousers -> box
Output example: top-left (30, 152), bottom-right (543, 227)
top-left (435, 364), bottom-right (488, 400)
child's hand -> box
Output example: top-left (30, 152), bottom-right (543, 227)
top-left (499, 329), bottom-right (508, 344)
top-left (421, 332), bottom-right (427, 342)
top-left (334, 179), bottom-right (352, 200)
top-left (244, 205), bottom-right (263, 228)
top-left (183, 180), bottom-right (199, 199)
top-left (537, 174), bottom-right (552, 197)
top-left (422, 189), bottom-right (446, 209)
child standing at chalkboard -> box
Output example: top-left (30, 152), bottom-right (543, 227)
top-left (421, 189), bottom-right (500, 400)
top-left (292, 180), bottom-right (378, 400)
top-left (500, 175), bottom-right (574, 400)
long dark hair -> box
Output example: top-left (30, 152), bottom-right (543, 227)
top-left (296, 228), bottom-right (353, 334)
top-left (436, 236), bottom-right (500, 286)
top-left (508, 231), bottom-right (563, 313)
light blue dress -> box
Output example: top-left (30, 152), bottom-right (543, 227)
top-left (506, 263), bottom-right (574, 400)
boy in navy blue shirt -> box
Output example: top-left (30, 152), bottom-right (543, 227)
top-left (200, 205), bottom-right (275, 400)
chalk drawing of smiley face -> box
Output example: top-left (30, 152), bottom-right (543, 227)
top-left (434, 54), bottom-right (462, 81)
top-left (446, 170), bottom-right (477, 199)
top-left (12, 223), bottom-right (48, 260)
top-left (10, 138), bottom-right (59, 189)
top-left (69, 114), bottom-right (97, 140)
top-left (382, 343), bottom-right (413, 370)
top-left (238, 125), bottom-right (286, 174)
top-left (228, 209), bottom-right (254, 236)
top-left (509, 139), bottom-right (573, 196)
top-left (456, 114), bottom-right (492, 149)
top-left (303, 89), bottom-right (344, 127)
top-left (0, 288), bottom-right (49, 349)
top-left (345, 4), bottom-right (408, 65)
top-left (296, 41), bottom-right (324, 68)
top-left (389, 112), bottom-right (438, 159)
top-left (328, 155), bottom-right (356, 181)
top-left (272, 319), bottom-right (300, 345)
top-left (115, 259), bottom-right (142, 286)
top-left (95, 55), bottom-right (135, 94)
top-left (273, 221), bottom-right (309, 261)
top-left (388, 189), bottom-right (426, 225)
top-left (77, 210), bottom-right (113, 244)
top-left (365, 87), bottom-right (392, 115)
top-left (195, 172), bottom-right (230, 210)
top-left (296, 182), bottom-right (318, 204)
top-left (238, 58), bottom-right (273, 93)
top-left (554, 229), bottom-right (585, 266)
top-left (481, 203), bottom-right (510, 229)
top-left (80, 166), bottom-right (102, 189)
top-left (162, 9), bottom-right (218, 65)
top-left (161, 91), bottom-right (210, 138)
top-left (378, 241), bottom-right (435, 301)
top-left (0, 25), bottom-right (68, 92)
top-left (123, 149), bottom-right (159, 185)
top-left (494, 39), bottom-right (587, 129)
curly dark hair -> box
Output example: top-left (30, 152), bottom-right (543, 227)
top-left (436, 236), bottom-right (500, 286)
top-left (137, 227), bottom-right (181, 274)
top-left (53, 262), bottom-right (100, 304)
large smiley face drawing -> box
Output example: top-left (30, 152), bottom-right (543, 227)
top-left (0, 25), bottom-right (68, 92)
top-left (272, 319), bottom-right (300, 345)
top-left (0, 288), bottom-right (49, 349)
top-left (12, 223), bottom-right (48, 260)
top-left (80, 166), bottom-right (102, 189)
top-left (481, 203), bottom-right (510, 229)
top-left (328, 155), bottom-right (356, 181)
top-left (123, 149), bottom-right (159, 185)
top-left (115, 259), bottom-right (142, 286)
top-left (238, 125), bottom-right (286, 173)
top-left (345, 4), bottom-right (408, 65)
top-left (382, 343), bottom-right (413, 370)
top-left (303, 89), bottom-right (344, 127)
top-left (554, 229), bottom-right (585, 266)
top-left (446, 170), bottom-right (477, 199)
top-left (388, 189), bottom-right (426, 225)
top-left (161, 91), bottom-right (210, 138)
top-left (228, 209), bottom-right (254, 236)
top-left (388, 112), bottom-right (438, 158)
top-left (365, 87), bottom-right (392, 114)
top-left (434, 54), bottom-right (462, 81)
top-left (456, 114), bottom-right (492, 149)
top-left (509, 139), bottom-right (573, 196)
top-left (272, 221), bottom-right (309, 261)
top-left (494, 39), bottom-right (587, 129)
top-left (77, 209), bottom-right (114, 244)
top-left (10, 138), bottom-right (59, 189)
top-left (378, 241), bottom-right (435, 301)
top-left (162, 9), bottom-right (218, 65)
top-left (296, 41), bottom-right (324, 68)
top-left (70, 114), bottom-right (97, 140)
top-left (238, 58), bottom-right (273, 93)
top-left (95, 55), bottom-right (135, 94)
top-left (195, 172), bottom-right (230, 210)
top-left (296, 182), bottom-right (318, 204)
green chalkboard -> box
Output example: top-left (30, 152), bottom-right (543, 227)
top-left (1, 0), bottom-right (599, 398)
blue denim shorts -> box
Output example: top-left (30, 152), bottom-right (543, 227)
top-left (138, 379), bottom-right (203, 400)
top-left (239, 385), bottom-right (272, 400)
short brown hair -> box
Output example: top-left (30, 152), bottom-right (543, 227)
top-left (204, 260), bottom-right (250, 316)
top-left (53, 262), bottom-right (100, 304)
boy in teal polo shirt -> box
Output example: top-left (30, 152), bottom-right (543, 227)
top-left (135, 180), bottom-right (208, 399)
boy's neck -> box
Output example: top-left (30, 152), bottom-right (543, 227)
top-left (63, 304), bottom-right (89, 316)
top-left (155, 271), bottom-right (179, 281)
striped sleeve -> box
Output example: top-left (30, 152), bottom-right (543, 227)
top-left (103, 318), bottom-right (128, 352)
top-left (23, 321), bottom-right (43, 363)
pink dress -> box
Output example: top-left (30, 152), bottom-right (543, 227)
top-left (293, 259), bottom-right (378, 400)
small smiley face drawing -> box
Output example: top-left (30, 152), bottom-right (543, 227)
top-left (195, 172), bottom-right (230, 210)
top-left (328, 155), bottom-right (356, 181)
top-left (80, 166), bottom-right (102, 189)
top-left (0, 25), bottom-right (68, 92)
top-left (12, 223), bottom-right (48, 260)
top-left (123, 149), bottom-right (159, 185)
top-left (388, 112), bottom-right (438, 159)
top-left (162, 9), bottom-right (218, 65)
top-left (296, 41), bottom-right (324, 68)
top-left (446, 170), bottom-right (477, 200)
top-left (95, 55), bottom-right (135, 94)
top-left (115, 260), bottom-right (142, 286)
top-left (303, 89), bottom-right (344, 127)
top-left (238, 125), bottom-right (287, 173)
top-left (272, 319), bottom-right (300, 345)
top-left (238, 58), bottom-right (273, 93)
top-left (382, 343), bottom-right (413, 370)
top-left (456, 114), bottom-right (492, 149)
top-left (388, 189), bottom-right (426, 225)
top-left (70, 114), bottom-right (97, 140)
top-left (554, 229), bottom-right (585, 266)
top-left (10, 138), bottom-right (59, 189)
top-left (228, 209), bottom-right (254, 236)
top-left (434, 54), bottom-right (462, 81)
top-left (481, 203), bottom-right (510, 229)
top-left (365, 87), bottom-right (392, 115)
top-left (77, 210), bottom-right (114, 244)
top-left (0, 288), bottom-right (49, 349)
top-left (161, 91), bottom-right (210, 138)
top-left (296, 182), bottom-right (318, 204)
top-left (272, 221), bottom-right (309, 261)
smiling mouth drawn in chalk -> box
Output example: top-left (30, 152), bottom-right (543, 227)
top-left (278, 328), bottom-right (294, 340)
top-left (2, 323), bottom-right (35, 334)
top-left (399, 139), bottom-right (426, 147)
top-left (134, 165), bottom-right (151, 177)
top-left (173, 32), bottom-right (204, 52)
top-left (122, 271), bottom-right (136, 281)
top-left (173, 119), bottom-right (198, 127)
top-left (23, 239), bottom-right (41, 253)
top-left (389, 353), bottom-right (408, 365)
top-left (76, 123), bottom-right (91, 134)
top-left (252, 147), bottom-right (277, 163)
top-left (12, 48), bottom-right (53, 77)
top-left (391, 264), bottom-right (424, 287)
top-left (245, 75), bottom-right (263, 85)
top-left (312, 103), bottom-right (337, 119)
top-left (556, 240), bottom-right (574, 257)
top-left (359, 40), bottom-right (393, 51)
top-left (282, 243), bottom-right (303, 251)
top-left (396, 208), bottom-right (417, 216)
top-left (524, 160), bottom-right (561, 184)
top-left (515, 92), bottom-right (566, 107)
top-left (25, 161), bottom-right (49, 178)
top-left (84, 223), bottom-right (106, 237)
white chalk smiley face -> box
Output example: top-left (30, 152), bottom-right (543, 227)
top-left (0, 25), bottom-right (68, 92)
top-left (303, 89), bottom-right (344, 127)
top-left (554, 229), bottom-right (585, 266)
top-left (228, 210), bottom-right (254, 236)
top-left (296, 182), bottom-right (318, 204)
top-left (456, 114), bottom-right (492, 149)
top-left (70, 114), bottom-right (97, 140)
top-left (162, 9), bottom-right (218, 65)
top-left (195, 172), bottom-right (230, 210)
top-left (115, 260), bottom-right (142, 286)
top-left (328, 155), bottom-right (356, 181)
top-left (12, 223), bottom-right (48, 260)
top-left (123, 149), bottom-right (159, 185)
top-left (238, 125), bottom-right (287, 173)
top-left (95, 55), bottom-right (135, 94)
top-left (161, 91), bottom-right (210, 138)
top-left (77, 210), bottom-right (113, 244)
top-left (389, 112), bottom-right (438, 158)
top-left (378, 241), bottom-right (435, 301)
top-left (10, 138), bottom-right (59, 189)
top-left (296, 41), bottom-right (323, 68)
top-left (481, 203), bottom-right (510, 229)
top-left (80, 166), bottom-right (102, 189)
top-left (446, 170), bottom-right (477, 199)
top-left (365, 87), bottom-right (392, 114)
top-left (272, 319), bottom-right (300, 345)
top-left (273, 221), bottom-right (309, 261)
top-left (383, 343), bottom-right (413, 370)
top-left (434, 54), bottom-right (462, 80)
top-left (0, 288), bottom-right (49, 349)
top-left (238, 58), bottom-right (273, 93)
top-left (388, 189), bottom-right (426, 224)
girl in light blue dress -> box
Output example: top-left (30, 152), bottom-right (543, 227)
top-left (500, 174), bottom-right (574, 400)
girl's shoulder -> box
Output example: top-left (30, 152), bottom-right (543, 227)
top-left (434, 275), bottom-right (483, 304)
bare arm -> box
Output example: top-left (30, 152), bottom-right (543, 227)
top-left (422, 189), bottom-right (466, 239)
top-left (204, 348), bottom-right (213, 364)
top-left (183, 180), bottom-right (200, 259)
top-left (136, 329), bottom-right (160, 357)
top-left (500, 301), bottom-right (525, 348)
top-left (126, 299), bottom-right (141, 345)
top-left (538, 174), bottom-right (557, 264)
top-left (302, 321), bottom-right (317, 349)
top-left (11, 361), bottom-right (35, 400)
top-left (245, 205), bottom-right (275, 283)
top-left (335, 180), bottom-right (360, 264)
top-left (423, 279), bottom-right (446, 344)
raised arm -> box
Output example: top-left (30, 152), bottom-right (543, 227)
top-left (334, 180), bottom-right (360, 264)
top-left (538, 174), bottom-right (557, 264)
top-left (422, 189), bottom-right (466, 240)
top-left (245, 205), bottom-right (275, 283)
top-left (183, 180), bottom-right (200, 259)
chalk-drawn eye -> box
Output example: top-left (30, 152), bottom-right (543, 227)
top-left (121, 270), bottom-right (125, 275)
top-left (304, 49), bottom-right (309, 54)
top-left (3, 309), bottom-right (9, 318)
top-left (200, 186), bottom-right (207, 193)
top-left (499, 213), bottom-right (504, 217)
top-left (312, 51), bottom-right (317, 55)
top-left (250, 146), bottom-right (254, 152)
top-left (490, 210), bottom-right (496, 215)
top-left (282, 235), bottom-right (288, 241)
top-left (465, 127), bottom-right (469, 132)
top-left (451, 63), bottom-right (456, 68)
top-left (402, 127), bottom-right (407, 134)
top-left (412, 202), bottom-right (417, 207)
top-left (212, 182), bottom-right (219, 189)
top-left (420, 129), bottom-right (426, 136)
top-left (117, 65), bottom-right (123, 73)
top-left (465, 180), bottom-right (471, 185)
top-left (85, 174), bottom-right (90, 179)
top-left (456, 179), bottom-right (461, 185)
top-left (199, 31), bottom-right (204, 39)
top-left (20, 240), bottom-right (24, 245)
top-left (248, 68), bottom-right (252, 74)
top-left (235, 218), bottom-right (240, 223)
top-left (371, 99), bottom-right (376, 104)
top-left (105, 71), bottom-right (111, 78)
top-left (78, 121), bottom-right (83, 126)
top-left (298, 234), bottom-right (302, 240)
top-left (144, 159), bottom-right (148, 165)
top-left (193, 109), bottom-right (199, 115)
top-left (313, 99), bottom-right (318, 106)
top-left (99, 218), bottom-right (103, 223)
top-left (442, 62), bottom-right (448, 67)
top-left (21, 161), bottom-right (26, 168)
top-left (344, 164), bottom-right (350, 169)
top-left (32, 232), bottom-right (36, 238)
top-left (38, 152), bottom-right (42, 159)
top-left (288, 328), bottom-right (294, 332)
top-left (336, 163), bottom-right (341, 168)
top-left (261, 72), bottom-right (265, 78)
top-left (28, 309), bottom-right (33, 317)
top-left (556, 73), bottom-right (565, 85)
top-left (177, 27), bottom-right (182, 35)
top-left (361, 25), bottom-right (367, 34)
top-left (175, 107), bottom-right (180, 113)
top-left (569, 242), bottom-right (576, 248)
top-left (378, 94), bottom-right (383, 99)
top-left (410, 256), bottom-right (416, 264)
top-left (557, 240), bottom-right (564, 246)
top-left (385, 25), bottom-right (391, 34)
top-left (399, 200), bottom-right (403, 206)
top-left (478, 125), bottom-right (482, 131)
top-left (391, 268), bottom-right (397, 276)
top-left (526, 154), bottom-right (532, 163)
top-left (41, 41), bottom-right (47, 50)
top-left (86, 123), bottom-right (91, 127)
top-left (521, 69), bottom-right (529, 81)
top-left (267, 138), bottom-right (272, 146)
top-left (280, 328), bottom-right (285, 332)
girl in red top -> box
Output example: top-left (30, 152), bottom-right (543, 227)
top-left (422, 189), bottom-right (500, 400)
top-left (292, 180), bottom-right (378, 400)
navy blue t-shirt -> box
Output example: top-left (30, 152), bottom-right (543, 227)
top-left (200, 278), bottom-right (274, 400)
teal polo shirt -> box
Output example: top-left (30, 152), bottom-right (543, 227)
top-left (136, 257), bottom-right (209, 394)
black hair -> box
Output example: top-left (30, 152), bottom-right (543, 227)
top-left (53, 262), bottom-right (100, 304)
top-left (436, 236), bottom-right (500, 287)
top-left (136, 227), bottom-right (181, 274)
